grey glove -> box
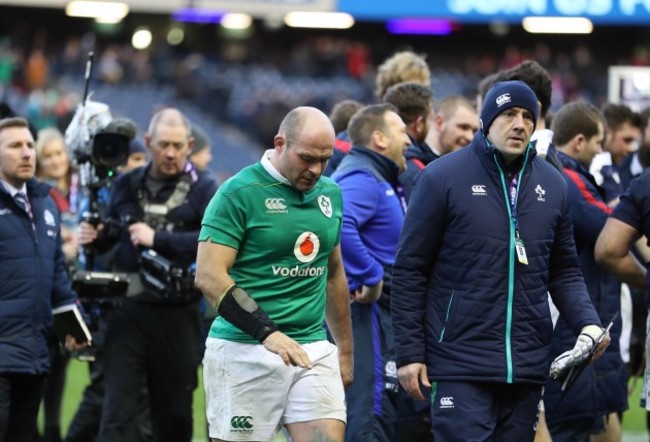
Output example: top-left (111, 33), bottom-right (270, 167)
top-left (549, 325), bottom-right (604, 379)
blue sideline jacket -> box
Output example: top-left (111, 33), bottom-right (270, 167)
top-left (332, 146), bottom-right (405, 291)
top-left (333, 146), bottom-right (406, 442)
top-left (391, 132), bottom-right (601, 385)
top-left (543, 152), bottom-right (626, 422)
top-left (0, 178), bottom-right (77, 375)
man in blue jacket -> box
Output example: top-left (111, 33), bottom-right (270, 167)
top-left (382, 82), bottom-right (435, 202)
top-left (383, 81), bottom-right (441, 441)
top-left (0, 117), bottom-right (85, 442)
top-left (590, 103), bottom-right (641, 205)
top-left (332, 103), bottom-right (410, 442)
top-left (391, 81), bottom-right (608, 441)
top-left (546, 102), bottom-right (634, 440)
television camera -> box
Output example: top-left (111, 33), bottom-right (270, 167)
top-left (63, 53), bottom-right (134, 359)
top-left (64, 51), bottom-right (134, 271)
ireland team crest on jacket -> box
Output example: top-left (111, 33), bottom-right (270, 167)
top-left (317, 195), bottom-right (332, 218)
top-left (44, 209), bottom-right (56, 226)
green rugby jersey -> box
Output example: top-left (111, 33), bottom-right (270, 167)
top-left (199, 156), bottom-right (343, 344)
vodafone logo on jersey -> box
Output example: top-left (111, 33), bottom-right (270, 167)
top-left (271, 232), bottom-right (325, 278)
top-left (294, 231), bottom-right (320, 263)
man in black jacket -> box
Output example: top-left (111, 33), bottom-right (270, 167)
top-left (80, 108), bottom-right (218, 442)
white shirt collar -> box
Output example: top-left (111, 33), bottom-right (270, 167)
top-left (260, 149), bottom-right (290, 185)
top-left (531, 129), bottom-right (554, 158)
top-left (531, 128), bottom-right (553, 143)
top-left (631, 152), bottom-right (644, 176)
top-left (0, 180), bottom-right (27, 197)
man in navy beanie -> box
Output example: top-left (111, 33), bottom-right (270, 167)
top-left (480, 80), bottom-right (539, 134)
top-left (391, 80), bottom-right (608, 441)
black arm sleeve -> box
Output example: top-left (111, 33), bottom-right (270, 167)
top-left (217, 285), bottom-right (279, 343)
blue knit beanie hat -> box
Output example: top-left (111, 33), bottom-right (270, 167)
top-left (480, 80), bottom-right (539, 135)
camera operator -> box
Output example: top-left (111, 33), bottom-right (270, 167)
top-left (67, 137), bottom-right (153, 442)
top-left (79, 108), bottom-right (218, 442)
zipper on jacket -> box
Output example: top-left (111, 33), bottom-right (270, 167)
top-left (493, 147), bottom-right (530, 384)
top-left (438, 291), bottom-right (455, 342)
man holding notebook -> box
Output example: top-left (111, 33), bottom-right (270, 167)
top-left (0, 117), bottom-right (86, 442)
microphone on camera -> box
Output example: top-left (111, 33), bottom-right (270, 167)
top-left (104, 117), bottom-right (137, 141)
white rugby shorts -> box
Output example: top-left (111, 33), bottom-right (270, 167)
top-left (203, 337), bottom-right (346, 441)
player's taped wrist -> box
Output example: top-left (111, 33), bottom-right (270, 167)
top-left (217, 285), bottom-right (278, 343)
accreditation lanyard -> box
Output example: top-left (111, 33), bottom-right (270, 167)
top-left (508, 172), bottom-right (528, 265)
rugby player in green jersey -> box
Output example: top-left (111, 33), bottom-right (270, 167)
top-left (195, 106), bottom-right (353, 442)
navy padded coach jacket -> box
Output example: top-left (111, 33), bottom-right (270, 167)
top-left (0, 178), bottom-right (77, 375)
top-left (391, 132), bottom-right (601, 385)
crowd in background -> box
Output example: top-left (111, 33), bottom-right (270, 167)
top-left (2, 8), bottom-right (650, 442)
top-left (0, 20), bottom-right (648, 148)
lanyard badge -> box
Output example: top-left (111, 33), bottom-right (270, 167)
top-left (509, 172), bottom-right (528, 266)
top-left (515, 235), bottom-right (528, 265)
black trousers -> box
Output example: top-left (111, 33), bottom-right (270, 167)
top-left (431, 381), bottom-right (543, 442)
top-left (97, 300), bottom-right (202, 442)
top-left (0, 373), bottom-right (45, 442)
top-left (42, 338), bottom-right (69, 442)
top-left (344, 302), bottom-right (399, 442)
top-left (67, 314), bottom-right (152, 442)
top-left (66, 353), bottom-right (106, 442)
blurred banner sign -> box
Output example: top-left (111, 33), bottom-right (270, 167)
top-left (0, 0), bottom-right (336, 15)
top-left (195, 0), bottom-right (336, 15)
top-left (338, 0), bottom-right (650, 23)
top-left (4, 0), bottom-right (649, 22)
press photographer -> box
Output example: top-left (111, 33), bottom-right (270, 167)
top-left (78, 108), bottom-right (218, 442)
